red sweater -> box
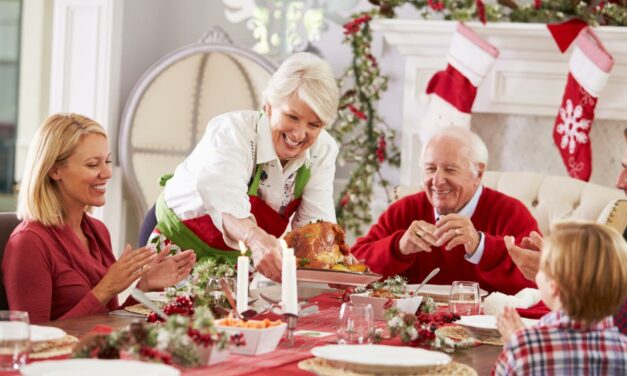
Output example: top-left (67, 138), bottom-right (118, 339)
top-left (351, 187), bottom-right (538, 295)
top-left (2, 214), bottom-right (124, 323)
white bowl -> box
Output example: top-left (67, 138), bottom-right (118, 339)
top-left (215, 320), bottom-right (287, 355)
top-left (350, 293), bottom-right (423, 320)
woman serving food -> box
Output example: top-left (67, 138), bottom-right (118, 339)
top-left (144, 52), bottom-right (340, 282)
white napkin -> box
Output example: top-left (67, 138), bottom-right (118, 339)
top-left (482, 288), bottom-right (541, 316)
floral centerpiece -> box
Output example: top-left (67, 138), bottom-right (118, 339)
top-left (149, 258), bottom-right (236, 321)
top-left (74, 307), bottom-right (244, 367)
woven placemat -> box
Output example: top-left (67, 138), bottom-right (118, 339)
top-left (124, 304), bottom-right (152, 316)
top-left (298, 358), bottom-right (477, 376)
top-left (30, 335), bottom-right (79, 359)
top-left (436, 326), bottom-right (503, 346)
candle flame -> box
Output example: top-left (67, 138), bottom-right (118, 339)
top-left (238, 240), bottom-right (247, 255)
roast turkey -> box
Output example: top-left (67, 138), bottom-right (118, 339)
top-left (284, 221), bottom-right (368, 272)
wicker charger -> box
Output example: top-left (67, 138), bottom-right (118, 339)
top-left (30, 335), bottom-right (79, 359)
top-left (436, 325), bottom-right (503, 346)
top-left (124, 304), bottom-right (152, 316)
top-left (298, 358), bottom-right (477, 376)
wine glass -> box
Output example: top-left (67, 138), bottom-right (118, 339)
top-left (337, 303), bottom-right (375, 344)
top-left (449, 281), bottom-right (481, 316)
top-left (0, 311), bottom-right (30, 371)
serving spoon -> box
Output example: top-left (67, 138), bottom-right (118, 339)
top-left (219, 278), bottom-right (257, 320)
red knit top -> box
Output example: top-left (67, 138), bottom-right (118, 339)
top-left (351, 187), bottom-right (538, 295)
top-left (2, 214), bottom-right (125, 323)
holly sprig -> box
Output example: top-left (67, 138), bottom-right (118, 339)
top-left (333, 0), bottom-right (626, 234)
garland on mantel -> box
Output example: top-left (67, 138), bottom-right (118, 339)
top-left (332, 0), bottom-right (626, 234)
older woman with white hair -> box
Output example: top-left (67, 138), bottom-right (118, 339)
top-left (144, 52), bottom-right (340, 282)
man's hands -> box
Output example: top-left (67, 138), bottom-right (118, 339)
top-left (399, 214), bottom-right (480, 256)
top-left (246, 227), bottom-right (283, 283)
top-left (504, 231), bottom-right (543, 281)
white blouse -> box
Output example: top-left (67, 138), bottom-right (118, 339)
top-left (163, 111), bottom-right (338, 248)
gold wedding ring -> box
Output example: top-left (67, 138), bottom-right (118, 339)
top-left (415, 230), bottom-right (423, 238)
top-left (455, 228), bottom-right (461, 236)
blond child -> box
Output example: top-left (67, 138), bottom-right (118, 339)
top-left (493, 221), bottom-right (627, 375)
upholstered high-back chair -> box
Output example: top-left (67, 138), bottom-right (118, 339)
top-left (392, 171), bottom-right (626, 235)
top-left (119, 28), bottom-right (277, 226)
top-left (0, 212), bottom-right (20, 310)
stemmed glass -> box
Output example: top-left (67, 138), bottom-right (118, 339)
top-left (449, 281), bottom-right (481, 316)
top-left (337, 303), bottom-right (375, 344)
top-left (0, 311), bottom-right (30, 371)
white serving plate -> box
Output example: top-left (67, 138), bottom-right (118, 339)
top-left (407, 284), bottom-right (488, 302)
top-left (215, 320), bottom-right (286, 355)
top-left (21, 359), bottom-right (180, 376)
top-left (30, 325), bottom-right (66, 342)
top-left (312, 344), bottom-right (451, 374)
top-left (350, 293), bottom-right (423, 320)
top-left (145, 291), bottom-right (168, 303)
top-left (297, 268), bottom-right (382, 287)
top-left (456, 315), bottom-right (538, 340)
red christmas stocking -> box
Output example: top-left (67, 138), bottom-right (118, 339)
top-left (553, 28), bottom-right (614, 181)
top-left (420, 23), bottom-right (499, 143)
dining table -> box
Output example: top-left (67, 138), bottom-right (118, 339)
top-left (9, 292), bottom-right (505, 376)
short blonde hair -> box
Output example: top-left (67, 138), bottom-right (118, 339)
top-left (17, 113), bottom-right (106, 227)
top-left (262, 52), bottom-right (339, 126)
top-left (540, 220), bottom-right (627, 325)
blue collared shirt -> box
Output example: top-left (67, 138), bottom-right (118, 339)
top-left (434, 185), bottom-right (485, 264)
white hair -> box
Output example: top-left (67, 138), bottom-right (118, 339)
top-left (262, 52), bottom-right (339, 126)
top-left (419, 127), bottom-right (489, 176)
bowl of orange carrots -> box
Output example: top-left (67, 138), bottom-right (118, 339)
top-left (215, 317), bottom-right (286, 355)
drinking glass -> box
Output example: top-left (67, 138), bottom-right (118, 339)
top-left (337, 303), bottom-right (375, 344)
top-left (206, 276), bottom-right (236, 299)
top-left (449, 281), bottom-right (481, 316)
top-left (0, 311), bottom-right (30, 371)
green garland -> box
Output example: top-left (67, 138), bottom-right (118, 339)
top-left (332, 0), bottom-right (626, 234)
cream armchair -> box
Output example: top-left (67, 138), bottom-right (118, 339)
top-left (392, 171), bottom-right (626, 235)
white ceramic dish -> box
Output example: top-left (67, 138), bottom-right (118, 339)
top-left (297, 268), bottom-right (382, 287)
top-left (21, 359), bottom-right (180, 376)
top-left (312, 344), bottom-right (451, 374)
top-left (456, 315), bottom-right (538, 339)
top-left (30, 325), bottom-right (66, 342)
top-left (145, 291), bottom-right (168, 303)
top-left (407, 284), bottom-right (488, 302)
top-left (350, 293), bottom-right (423, 320)
top-left (215, 320), bottom-right (287, 355)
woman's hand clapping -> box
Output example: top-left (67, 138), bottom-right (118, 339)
top-left (92, 245), bottom-right (157, 305)
top-left (137, 246), bottom-right (196, 291)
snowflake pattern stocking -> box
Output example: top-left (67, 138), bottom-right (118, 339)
top-left (553, 28), bottom-right (614, 181)
top-left (419, 23), bottom-right (499, 143)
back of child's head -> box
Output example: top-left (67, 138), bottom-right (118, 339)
top-left (541, 220), bottom-right (627, 325)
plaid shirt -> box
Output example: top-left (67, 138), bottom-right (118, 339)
top-left (493, 311), bottom-right (627, 375)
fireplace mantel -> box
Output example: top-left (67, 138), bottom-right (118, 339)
top-left (371, 20), bottom-right (627, 185)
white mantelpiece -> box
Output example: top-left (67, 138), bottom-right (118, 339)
top-left (372, 20), bottom-right (627, 186)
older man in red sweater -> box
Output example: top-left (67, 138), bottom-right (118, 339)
top-left (351, 128), bottom-right (537, 295)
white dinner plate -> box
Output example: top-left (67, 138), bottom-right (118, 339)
top-left (408, 284), bottom-right (488, 302)
top-left (297, 268), bottom-right (382, 287)
top-left (456, 315), bottom-right (538, 339)
top-left (30, 325), bottom-right (66, 342)
top-left (21, 359), bottom-right (180, 376)
top-left (312, 344), bottom-right (451, 374)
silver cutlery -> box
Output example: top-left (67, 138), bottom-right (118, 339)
top-left (413, 267), bottom-right (441, 294)
top-left (130, 288), bottom-right (168, 320)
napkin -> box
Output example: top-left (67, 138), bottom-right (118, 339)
top-left (483, 288), bottom-right (541, 316)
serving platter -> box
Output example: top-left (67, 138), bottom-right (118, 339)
top-left (30, 325), bottom-right (67, 342)
top-left (297, 268), bottom-right (382, 287)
